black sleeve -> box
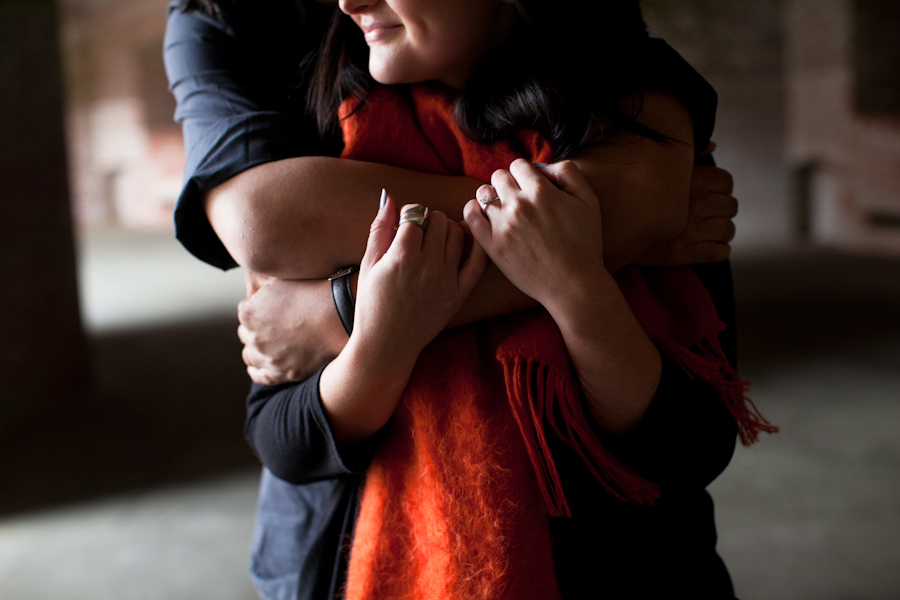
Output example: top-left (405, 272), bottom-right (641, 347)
top-left (163, 0), bottom-right (333, 270)
top-left (245, 365), bottom-right (379, 484)
top-left (599, 350), bottom-right (738, 490)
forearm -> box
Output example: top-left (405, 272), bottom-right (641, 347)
top-left (209, 158), bottom-right (687, 332)
top-left (318, 337), bottom-right (415, 446)
top-left (208, 154), bottom-right (687, 278)
top-left (206, 156), bottom-right (482, 278)
top-left (547, 271), bottom-right (663, 435)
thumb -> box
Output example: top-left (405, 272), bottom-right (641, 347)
top-left (362, 189), bottom-right (399, 270)
top-left (463, 198), bottom-right (494, 251)
top-left (244, 270), bottom-right (270, 296)
top-left (458, 234), bottom-right (488, 299)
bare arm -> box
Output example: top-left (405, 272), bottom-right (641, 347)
top-left (206, 159), bottom-right (482, 278)
top-left (465, 160), bottom-right (666, 434)
top-left (206, 91), bottom-right (693, 286)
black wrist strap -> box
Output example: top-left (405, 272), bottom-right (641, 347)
top-left (328, 266), bottom-right (359, 337)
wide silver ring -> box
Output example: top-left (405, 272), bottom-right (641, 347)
top-left (478, 196), bottom-right (500, 209)
top-left (399, 205), bottom-right (429, 231)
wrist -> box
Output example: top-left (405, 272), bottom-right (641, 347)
top-left (542, 268), bottom-right (618, 330)
top-left (321, 334), bottom-right (416, 442)
top-left (343, 328), bottom-right (419, 384)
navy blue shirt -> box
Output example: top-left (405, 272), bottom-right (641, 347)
top-left (164, 0), bottom-right (335, 270)
top-left (165, 3), bottom-right (738, 598)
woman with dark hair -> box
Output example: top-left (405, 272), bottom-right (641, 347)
top-left (164, 0), bottom-right (767, 598)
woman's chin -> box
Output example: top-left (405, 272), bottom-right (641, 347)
top-left (369, 73), bottom-right (397, 85)
top-left (368, 69), bottom-right (407, 86)
top-left (367, 57), bottom-right (424, 86)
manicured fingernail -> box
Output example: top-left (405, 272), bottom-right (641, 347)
top-left (379, 188), bottom-right (387, 210)
top-left (533, 162), bottom-right (549, 168)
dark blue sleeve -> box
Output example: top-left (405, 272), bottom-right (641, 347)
top-left (245, 365), bottom-right (379, 484)
top-left (163, 1), bottom-right (328, 270)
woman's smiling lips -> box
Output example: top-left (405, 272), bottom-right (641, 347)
top-left (361, 21), bottom-right (402, 43)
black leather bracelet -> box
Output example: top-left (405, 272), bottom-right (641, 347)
top-left (328, 266), bottom-right (359, 337)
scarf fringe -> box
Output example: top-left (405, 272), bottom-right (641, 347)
top-left (655, 335), bottom-right (779, 446)
top-left (500, 354), bottom-right (661, 517)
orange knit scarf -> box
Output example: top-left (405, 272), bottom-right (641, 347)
top-left (338, 83), bottom-right (775, 600)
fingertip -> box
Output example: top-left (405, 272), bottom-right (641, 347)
top-left (490, 168), bottom-right (511, 186)
top-left (372, 191), bottom-right (398, 227)
top-left (364, 194), bottom-right (401, 266)
top-left (558, 159), bottom-right (580, 175)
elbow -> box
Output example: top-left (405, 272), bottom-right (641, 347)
top-left (227, 225), bottom-right (294, 278)
top-left (245, 412), bottom-right (306, 485)
top-left (206, 184), bottom-right (310, 277)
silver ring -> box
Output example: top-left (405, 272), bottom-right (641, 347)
top-left (478, 196), bottom-right (500, 208)
top-left (399, 205), bottom-right (429, 230)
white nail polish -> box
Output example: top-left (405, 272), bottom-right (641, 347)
top-left (379, 188), bottom-right (387, 210)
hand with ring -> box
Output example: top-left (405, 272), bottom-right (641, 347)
top-left (463, 158), bottom-right (606, 313)
top-left (350, 192), bottom-right (488, 372)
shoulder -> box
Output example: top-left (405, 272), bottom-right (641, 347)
top-left (165, 0), bottom-right (328, 99)
top-left (165, 0), bottom-right (326, 66)
top-left (164, 1), bottom-right (239, 81)
top-left (165, 1), bottom-right (233, 42)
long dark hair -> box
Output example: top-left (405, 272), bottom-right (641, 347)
top-left (306, 1), bottom-right (657, 160)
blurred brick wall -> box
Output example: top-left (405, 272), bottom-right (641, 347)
top-left (61, 0), bottom-right (183, 232)
top-left (59, 0), bottom-right (900, 251)
top-left (787, 0), bottom-right (900, 253)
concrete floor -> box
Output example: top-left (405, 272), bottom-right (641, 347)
top-left (0, 474), bottom-right (261, 600)
top-left (1, 234), bottom-right (899, 599)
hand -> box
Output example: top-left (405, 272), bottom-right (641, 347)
top-left (637, 145), bottom-right (738, 265)
top-left (465, 159), bottom-right (663, 434)
top-left (463, 158), bottom-right (606, 312)
top-left (238, 272), bottom-right (349, 386)
top-left (349, 194), bottom-right (488, 372)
